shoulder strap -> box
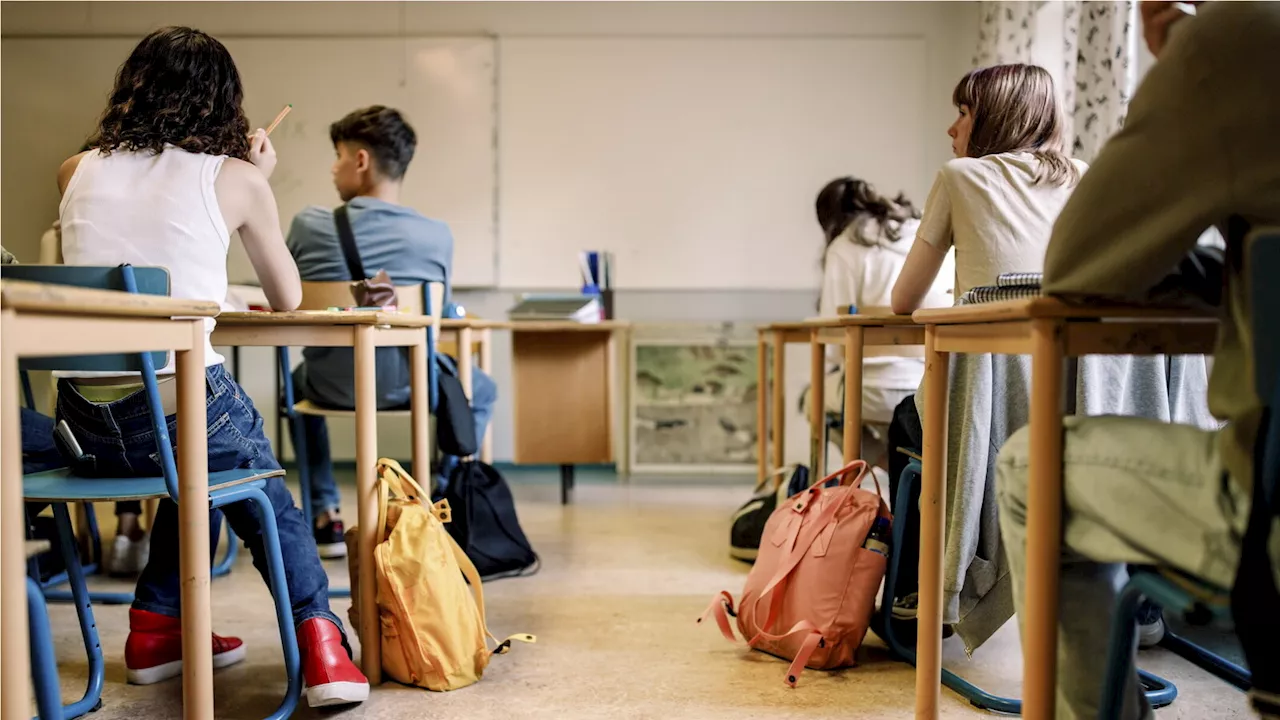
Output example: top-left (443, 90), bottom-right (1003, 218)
top-left (333, 204), bottom-right (367, 281)
top-left (444, 531), bottom-right (535, 656)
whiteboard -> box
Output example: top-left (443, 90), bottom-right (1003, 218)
top-left (1, 37), bottom-right (497, 286)
top-left (499, 37), bottom-right (928, 290)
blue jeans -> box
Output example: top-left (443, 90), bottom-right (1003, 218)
top-left (55, 364), bottom-right (345, 637)
top-left (21, 407), bottom-right (64, 476)
top-left (294, 355), bottom-right (496, 518)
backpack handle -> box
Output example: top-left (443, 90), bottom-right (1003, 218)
top-left (375, 458), bottom-right (437, 545)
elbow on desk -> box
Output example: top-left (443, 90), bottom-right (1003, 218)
top-left (267, 286), bottom-right (302, 313)
top-left (890, 292), bottom-right (918, 317)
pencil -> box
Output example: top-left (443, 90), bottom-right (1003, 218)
top-left (265, 104), bottom-right (293, 136)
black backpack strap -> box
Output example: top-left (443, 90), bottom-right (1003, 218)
top-left (333, 205), bottom-right (367, 281)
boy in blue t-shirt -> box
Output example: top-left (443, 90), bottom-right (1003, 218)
top-left (286, 106), bottom-right (496, 557)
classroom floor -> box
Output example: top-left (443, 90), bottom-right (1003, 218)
top-left (44, 468), bottom-right (1251, 719)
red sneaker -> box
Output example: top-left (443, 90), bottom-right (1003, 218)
top-left (125, 608), bottom-right (246, 685)
top-left (299, 618), bottom-right (369, 707)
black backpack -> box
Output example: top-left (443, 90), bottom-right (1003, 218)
top-left (444, 461), bottom-right (538, 579)
top-left (729, 464), bottom-right (809, 563)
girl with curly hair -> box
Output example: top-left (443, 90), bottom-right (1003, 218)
top-left (55, 26), bottom-right (368, 708)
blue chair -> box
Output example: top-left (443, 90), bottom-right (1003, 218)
top-left (6, 264), bottom-right (302, 719)
top-left (1098, 228), bottom-right (1280, 719)
top-left (277, 281), bottom-right (443, 598)
top-left (872, 458), bottom-right (1178, 714)
top-left (19, 363), bottom-right (238, 607)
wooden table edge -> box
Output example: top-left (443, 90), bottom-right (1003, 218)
top-left (1, 280), bottom-right (220, 319)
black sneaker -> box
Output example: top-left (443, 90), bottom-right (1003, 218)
top-left (314, 519), bottom-right (347, 560)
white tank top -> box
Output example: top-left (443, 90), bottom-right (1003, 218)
top-left (60, 147), bottom-right (230, 372)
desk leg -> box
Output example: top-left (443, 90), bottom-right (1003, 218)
top-left (1024, 319), bottom-right (1066, 720)
top-left (353, 326), bottom-right (381, 684)
top-left (915, 326), bottom-right (948, 720)
top-left (459, 327), bottom-right (475, 462)
top-left (479, 329), bottom-right (494, 463)
top-left (771, 330), bottom-right (786, 472)
top-left (757, 332), bottom-right (768, 484)
top-left (1, 311), bottom-right (32, 720)
top-left (560, 464), bottom-right (574, 505)
top-left (809, 330), bottom-right (826, 477)
top-left (410, 337), bottom-right (431, 497)
top-left (843, 326), bottom-right (864, 464)
top-left (176, 321), bottom-right (214, 720)
top-left (459, 327), bottom-right (474, 399)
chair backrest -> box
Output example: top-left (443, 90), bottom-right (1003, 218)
top-left (0, 264), bottom-right (182, 498)
top-left (297, 279), bottom-right (443, 342)
top-left (1250, 228), bottom-right (1280, 503)
top-left (1, 265), bottom-right (170, 372)
top-left (287, 280), bottom-right (445, 409)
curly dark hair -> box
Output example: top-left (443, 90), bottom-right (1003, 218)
top-left (329, 106), bottom-right (417, 180)
top-left (89, 27), bottom-right (250, 160)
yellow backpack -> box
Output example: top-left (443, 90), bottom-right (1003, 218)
top-left (346, 458), bottom-right (533, 691)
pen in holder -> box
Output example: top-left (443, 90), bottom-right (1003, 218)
top-left (600, 289), bottom-right (614, 320)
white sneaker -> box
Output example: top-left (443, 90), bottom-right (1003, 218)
top-left (892, 592), bottom-right (919, 620)
top-left (1138, 616), bottom-right (1166, 648)
top-left (108, 535), bottom-right (147, 577)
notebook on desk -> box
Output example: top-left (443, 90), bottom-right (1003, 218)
top-left (507, 294), bottom-right (601, 323)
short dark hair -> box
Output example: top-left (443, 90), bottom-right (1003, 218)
top-left (329, 106), bottom-right (417, 180)
top-left (90, 27), bottom-right (250, 160)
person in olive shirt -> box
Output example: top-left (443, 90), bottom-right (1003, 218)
top-left (995, 3), bottom-right (1280, 719)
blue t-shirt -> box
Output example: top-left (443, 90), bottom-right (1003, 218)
top-left (287, 197), bottom-right (454, 408)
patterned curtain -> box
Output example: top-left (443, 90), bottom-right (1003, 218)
top-left (1062, 1), bottom-right (1138, 161)
top-left (973, 1), bottom-right (1039, 66)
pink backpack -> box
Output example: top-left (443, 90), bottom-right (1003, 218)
top-left (700, 460), bottom-right (890, 686)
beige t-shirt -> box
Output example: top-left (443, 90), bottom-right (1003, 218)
top-left (915, 152), bottom-right (1088, 297)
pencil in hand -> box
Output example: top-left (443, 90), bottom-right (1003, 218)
top-left (265, 104), bottom-right (292, 136)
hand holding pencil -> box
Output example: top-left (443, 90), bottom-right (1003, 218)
top-left (247, 105), bottom-right (291, 179)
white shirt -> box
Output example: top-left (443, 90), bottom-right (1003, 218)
top-left (916, 152), bottom-right (1089, 296)
top-left (819, 217), bottom-right (954, 390)
top-left (60, 147), bottom-right (231, 371)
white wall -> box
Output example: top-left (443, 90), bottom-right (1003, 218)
top-left (1, 1), bottom-right (979, 465)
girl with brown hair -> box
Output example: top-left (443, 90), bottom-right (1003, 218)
top-left (805, 178), bottom-right (951, 465)
top-left (891, 63), bottom-right (1086, 313)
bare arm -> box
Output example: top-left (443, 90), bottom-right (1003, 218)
top-left (57, 151), bottom-right (91, 194)
top-left (892, 240), bottom-right (948, 314)
top-left (892, 172), bottom-right (952, 314)
top-left (216, 158), bottom-right (302, 311)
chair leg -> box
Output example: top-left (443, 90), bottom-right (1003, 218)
top-left (52, 504), bottom-right (105, 718)
top-left (1100, 572), bottom-right (1160, 719)
top-left (220, 487), bottom-right (302, 720)
top-left (286, 412), bottom-right (314, 532)
top-left (212, 517), bottom-right (239, 579)
top-left (81, 503), bottom-right (103, 575)
top-left (1160, 629), bottom-right (1252, 691)
top-left (28, 577), bottom-right (63, 720)
top-left (872, 462), bottom-right (1176, 715)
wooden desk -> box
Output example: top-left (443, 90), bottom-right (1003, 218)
top-left (446, 320), bottom-right (628, 504)
top-left (1, 280), bottom-right (218, 720)
top-left (212, 310), bottom-right (436, 686)
top-left (755, 323), bottom-right (810, 485)
top-left (797, 314), bottom-right (925, 476)
top-left (910, 297), bottom-right (1218, 720)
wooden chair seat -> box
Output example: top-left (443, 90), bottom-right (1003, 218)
top-left (291, 399), bottom-right (412, 419)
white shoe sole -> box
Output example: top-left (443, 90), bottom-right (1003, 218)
top-left (317, 542), bottom-right (348, 560)
top-left (307, 680), bottom-right (370, 707)
top-left (127, 644), bottom-right (247, 685)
